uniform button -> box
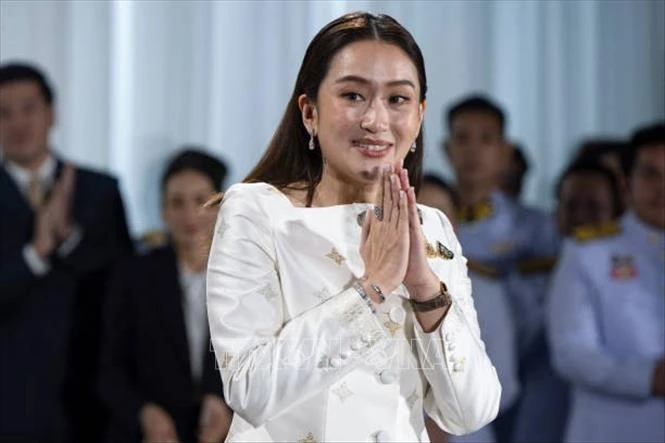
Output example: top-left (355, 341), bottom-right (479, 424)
top-left (389, 306), bottom-right (406, 323)
top-left (340, 350), bottom-right (351, 359)
top-left (361, 333), bottom-right (373, 344)
top-left (379, 369), bottom-right (397, 384)
top-left (453, 362), bottom-right (464, 372)
top-left (449, 354), bottom-right (458, 363)
top-left (350, 340), bottom-right (362, 351)
top-left (330, 357), bottom-right (342, 368)
top-left (374, 430), bottom-right (390, 442)
top-left (447, 342), bottom-right (456, 351)
top-left (445, 332), bottom-right (453, 342)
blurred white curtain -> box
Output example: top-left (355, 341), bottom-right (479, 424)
top-left (1, 0), bottom-right (663, 234)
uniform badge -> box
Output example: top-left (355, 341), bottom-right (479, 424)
top-left (425, 240), bottom-right (454, 259)
top-left (425, 242), bottom-right (438, 258)
top-left (610, 255), bottom-right (638, 280)
top-left (437, 241), bottom-right (454, 259)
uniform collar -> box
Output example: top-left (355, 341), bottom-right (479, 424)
top-left (4, 153), bottom-right (57, 193)
top-left (457, 192), bottom-right (499, 223)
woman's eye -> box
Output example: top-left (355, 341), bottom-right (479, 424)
top-left (342, 92), bottom-right (363, 101)
top-left (389, 95), bottom-right (409, 104)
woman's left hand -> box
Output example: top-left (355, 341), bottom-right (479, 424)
top-left (396, 167), bottom-right (440, 302)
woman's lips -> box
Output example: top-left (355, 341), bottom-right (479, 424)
top-left (353, 140), bottom-right (393, 158)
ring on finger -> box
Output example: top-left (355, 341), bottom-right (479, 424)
top-left (374, 205), bottom-right (384, 221)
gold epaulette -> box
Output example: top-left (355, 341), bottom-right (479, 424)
top-left (457, 201), bottom-right (493, 223)
top-left (140, 230), bottom-right (167, 249)
top-left (573, 221), bottom-right (621, 243)
top-left (467, 260), bottom-right (501, 279)
top-left (518, 256), bottom-right (558, 275)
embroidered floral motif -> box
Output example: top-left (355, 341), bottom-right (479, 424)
top-left (383, 320), bottom-right (401, 336)
top-left (259, 283), bottom-right (278, 300)
top-left (332, 382), bottom-right (354, 402)
top-left (313, 287), bottom-right (331, 301)
top-left (298, 432), bottom-right (318, 443)
top-left (326, 247), bottom-right (345, 266)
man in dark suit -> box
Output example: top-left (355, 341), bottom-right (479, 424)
top-left (0, 63), bottom-right (133, 442)
top-left (99, 150), bottom-right (231, 443)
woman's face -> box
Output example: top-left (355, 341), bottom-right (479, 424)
top-left (162, 169), bottom-right (218, 250)
top-left (301, 40), bottom-right (425, 185)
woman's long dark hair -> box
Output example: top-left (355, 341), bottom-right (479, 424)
top-left (243, 12), bottom-right (428, 206)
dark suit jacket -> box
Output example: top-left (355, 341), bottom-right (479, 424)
top-left (99, 246), bottom-right (224, 443)
top-left (0, 160), bottom-right (133, 443)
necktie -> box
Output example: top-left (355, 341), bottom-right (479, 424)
top-left (26, 175), bottom-right (44, 210)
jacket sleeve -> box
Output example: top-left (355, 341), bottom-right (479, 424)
top-left (418, 210), bottom-right (502, 436)
top-left (98, 264), bottom-right (146, 437)
top-left (206, 186), bottom-right (391, 428)
top-left (58, 178), bottom-right (134, 273)
top-left (547, 241), bottom-right (656, 399)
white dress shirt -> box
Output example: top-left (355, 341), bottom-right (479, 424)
top-left (4, 154), bottom-right (82, 276)
top-left (179, 264), bottom-right (208, 381)
top-left (207, 182), bottom-right (501, 442)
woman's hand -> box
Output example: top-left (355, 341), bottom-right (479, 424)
top-left (397, 167), bottom-right (450, 332)
top-left (360, 167), bottom-right (410, 301)
top-left (398, 167), bottom-right (440, 301)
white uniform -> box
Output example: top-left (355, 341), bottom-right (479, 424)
top-left (206, 183), bottom-right (501, 442)
top-left (548, 211), bottom-right (665, 443)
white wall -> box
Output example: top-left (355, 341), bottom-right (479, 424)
top-left (2, 0), bottom-right (663, 234)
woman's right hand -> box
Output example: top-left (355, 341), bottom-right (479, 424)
top-left (359, 167), bottom-right (410, 301)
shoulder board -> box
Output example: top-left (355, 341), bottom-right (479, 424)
top-left (467, 260), bottom-right (501, 279)
top-left (518, 256), bottom-right (558, 275)
top-left (573, 221), bottom-right (621, 243)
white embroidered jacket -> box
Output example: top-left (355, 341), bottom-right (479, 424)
top-left (206, 183), bottom-right (501, 442)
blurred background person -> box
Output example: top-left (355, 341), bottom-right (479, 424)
top-left (99, 149), bottom-right (232, 443)
top-left (547, 122), bottom-right (665, 443)
top-left (573, 139), bottom-right (629, 208)
top-left (443, 94), bottom-right (563, 443)
top-left (499, 143), bottom-right (529, 201)
top-left (419, 173), bottom-right (520, 443)
top-left (0, 63), bottom-right (133, 443)
top-left (555, 159), bottom-right (624, 238)
top-left (509, 158), bottom-right (623, 442)
top-left (100, 149), bottom-right (231, 443)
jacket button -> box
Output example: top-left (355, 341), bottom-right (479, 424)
top-left (330, 357), bottom-right (342, 368)
top-left (389, 306), bottom-right (406, 323)
top-left (379, 369), bottom-right (397, 384)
